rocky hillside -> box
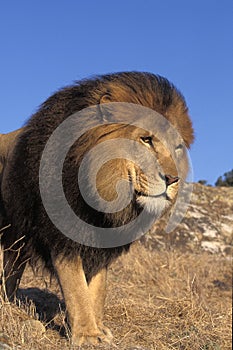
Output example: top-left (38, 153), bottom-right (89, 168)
top-left (142, 183), bottom-right (233, 256)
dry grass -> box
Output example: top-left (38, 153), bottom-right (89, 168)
top-left (0, 243), bottom-right (232, 350)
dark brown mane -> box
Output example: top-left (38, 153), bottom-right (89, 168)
top-left (39, 72), bottom-right (194, 146)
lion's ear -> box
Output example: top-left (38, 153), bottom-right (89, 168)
top-left (100, 93), bottom-right (112, 104)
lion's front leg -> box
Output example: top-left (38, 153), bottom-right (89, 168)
top-left (52, 254), bottom-right (111, 346)
top-left (88, 268), bottom-right (113, 342)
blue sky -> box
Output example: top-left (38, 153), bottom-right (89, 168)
top-left (0, 0), bottom-right (232, 184)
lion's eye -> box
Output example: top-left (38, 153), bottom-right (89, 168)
top-left (141, 136), bottom-right (153, 147)
top-left (175, 144), bottom-right (184, 155)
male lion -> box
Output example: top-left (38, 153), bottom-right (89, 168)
top-left (0, 72), bottom-right (194, 345)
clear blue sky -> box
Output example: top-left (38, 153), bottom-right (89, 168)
top-left (0, 0), bottom-right (232, 184)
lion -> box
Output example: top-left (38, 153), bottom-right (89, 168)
top-left (0, 72), bottom-right (194, 346)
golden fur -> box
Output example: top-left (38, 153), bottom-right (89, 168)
top-left (0, 129), bottom-right (23, 177)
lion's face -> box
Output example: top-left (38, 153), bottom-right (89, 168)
top-left (77, 121), bottom-right (188, 219)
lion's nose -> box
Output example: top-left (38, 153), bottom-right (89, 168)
top-left (165, 174), bottom-right (179, 186)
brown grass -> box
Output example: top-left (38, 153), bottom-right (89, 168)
top-left (0, 243), bottom-right (232, 349)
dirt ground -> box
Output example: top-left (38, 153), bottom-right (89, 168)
top-left (0, 241), bottom-right (232, 350)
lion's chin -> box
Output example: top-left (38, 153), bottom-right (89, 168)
top-left (136, 194), bottom-right (170, 216)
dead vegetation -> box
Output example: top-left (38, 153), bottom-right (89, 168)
top-left (0, 242), bottom-right (231, 350)
top-left (0, 184), bottom-right (232, 349)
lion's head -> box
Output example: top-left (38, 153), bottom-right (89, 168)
top-left (57, 73), bottom-right (194, 239)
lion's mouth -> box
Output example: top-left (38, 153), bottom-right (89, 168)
top-left (135, 190), bottom-right (169, 200)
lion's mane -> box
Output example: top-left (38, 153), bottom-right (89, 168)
top-left (1, 72), bottom-right (194, 281)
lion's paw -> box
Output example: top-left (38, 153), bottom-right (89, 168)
top-left (72, 335), bottom-right (100, 346)
top-left (98, 324), bottom-right (113, 343)
top-left (72, 328), bottom-right (113, 346)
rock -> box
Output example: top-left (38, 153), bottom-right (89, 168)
top-left (141, 183), bottom-right (233, 256)
top-left (0, 344), bottom-right (12, 350)
top-left (201, 241), bottom-right (222, 254)
top-left (128, 347), bottom-right (149, 350)
top-left (0, 333), bottom-right (12, 350)
top-left (20, 319), bottom-right (46, 337)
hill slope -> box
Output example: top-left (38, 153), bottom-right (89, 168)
top-left (0, 184), bottom-right (232, 350)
